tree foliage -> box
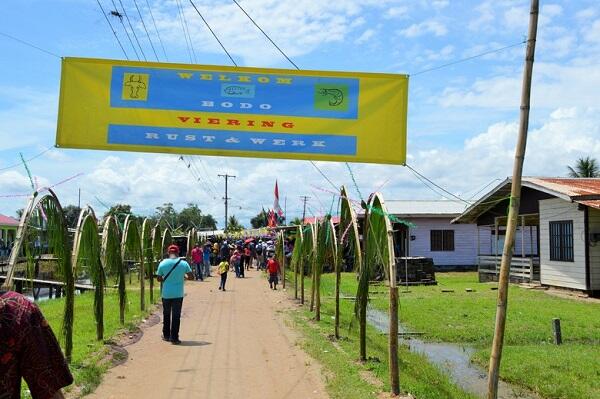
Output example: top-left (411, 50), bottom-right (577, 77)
top-left (567, 156), bottom-right (600, 178)
top-left (225, 215), bottom-right (244, 233)
top-left (177, 203), bottom-right (217, 230)
top-left (62, 205), bottom-right (81, 228)
top-left (250, 209), bottom-right (269, 228)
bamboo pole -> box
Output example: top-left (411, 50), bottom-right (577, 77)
top-left (281, 231), bottom-right (286, 289)
top-left (487, 1), bottom-right (538, 397)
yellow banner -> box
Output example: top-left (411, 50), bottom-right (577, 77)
top-left (56, 58), bottom-right (408, 164)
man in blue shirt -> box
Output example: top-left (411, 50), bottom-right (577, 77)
top-left (156, 244), bottom-right (194, 345)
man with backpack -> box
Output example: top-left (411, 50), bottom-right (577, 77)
top-left (156, 244), bottom-right (194, 345)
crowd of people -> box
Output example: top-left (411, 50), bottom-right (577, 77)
top-left (0, 234), bottom-right (290, 398)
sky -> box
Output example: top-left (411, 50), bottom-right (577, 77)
top-left (1, 0), bottom-right (599, 227)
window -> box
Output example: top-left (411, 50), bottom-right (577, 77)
top-left (549, 220), bottom-right (574, 262)
top-left (430, 230), bottom-right (454, 251)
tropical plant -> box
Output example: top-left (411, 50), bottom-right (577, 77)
top-left (178, 203), bottom-right (217, 230)
top-left (62, 205), bottom-right (82, 228)
top-left (225, 215), bottom-right (243, 233)
top-left (567, 156), bottom-right (600, 177)
top-left (250, 209), bottom-right (269, 228)
top-left (102, 216), bottom-right (126, 324)
top-left (122, 215), bottom-right (144, 311)
top-left (72, 207), bottom-right (105, 340)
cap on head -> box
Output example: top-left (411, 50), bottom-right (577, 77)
top-left (168, 244), bottom-right (180, 254)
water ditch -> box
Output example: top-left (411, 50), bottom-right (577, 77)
top-left (366, 307), bottom-right (538, 399)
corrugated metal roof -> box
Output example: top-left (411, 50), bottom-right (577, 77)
top-left (0, 214), bottom-right (19, 227)
top-left (382, 200), bottom-right (468, 217)
top-left (453, 177), bottom-right (600, 224)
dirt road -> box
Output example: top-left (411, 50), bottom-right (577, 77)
top-left (88, 268), bottom-right (328, 399)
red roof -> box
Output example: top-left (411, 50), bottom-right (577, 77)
top-left (303, 216), bottom-right (340, 225)
top-left (528, 178), bottom-right (600, 209)
top-left (0, 214), bottom-right (19, 227)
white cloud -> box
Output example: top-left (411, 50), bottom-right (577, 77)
top-left (583, 19), bottom-right (600, 44)
top-left (355, 29), bottom-right (375, 44)
top-left (385, 6), bottom-right (408, 19)
top-left (576, 7), bottom-right (597, 20)
top-left (398, 20), bottom-right (447, 38)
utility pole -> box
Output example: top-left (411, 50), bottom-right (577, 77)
top-left (487, 1), bottom-right (538, 398)
top-left (218, 174), bottom-right (236, 230)
top-left (300, 196), bottom-right (310, 223)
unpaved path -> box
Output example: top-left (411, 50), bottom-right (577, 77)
top-left (89, 269), bottom-right (328, 399)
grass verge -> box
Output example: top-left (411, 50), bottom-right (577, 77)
top-left (284, 272), bottom-right (476, 399)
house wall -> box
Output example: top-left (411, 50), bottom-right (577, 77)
top-left (588, 207), bottom-right (600, 291)
top-left (539, 198), bottom-right (587, 290)
top-left (408, 217), bottom-right (477, 267)
top-left (477, 225), bottom-right (538, 256)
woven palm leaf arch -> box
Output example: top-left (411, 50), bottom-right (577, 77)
top-left (361, 192), bottom-right (399, 393)
top-left (101, 216), bottom-right (126, 324)
top-left (302, 223), bottom-right (317, 311)
top-left (314, 215), bottom-right (337, 322)
top-left (151, 223), bottom-right (163, 268)
top-left (1, 189), bottom-right (76, 361)
top-left (121, 214), bottom-right (145, 311)
top-left (72, 206), bottom-right (105, 341)
top-left (290, 225), bottom-right (303, 299)
top-left (162, 228), bottom-right (173, 257)
top-left (141, 218), bottom-right (154, 304)
top-left (186, 228), bottom-right (197, 263)
top-left (337, 186), bottom-right (362, 339)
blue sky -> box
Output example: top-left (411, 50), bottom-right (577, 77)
top-left (1, 0), bottom-right (599, 226)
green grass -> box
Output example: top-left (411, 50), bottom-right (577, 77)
top-left (22, 284), bottom-right (160, 397)
top-left (361, 272), bottom-right (600, 399)
top-left (285, 271), bottom-right (476, 399)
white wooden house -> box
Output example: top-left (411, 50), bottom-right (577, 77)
top-left (381, 200), bottom-right (479, 270)
top-left (453, 178), bottom-right (600, 295)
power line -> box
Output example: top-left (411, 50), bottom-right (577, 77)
top-left (309, 161), bottom-right (338, 192)
top-left (177, 0), bottom-right (198, 63)
top-left (405, 163), bottom-right (470, 204)
top-left (174, 0), bottom-right (194, 63)
top-left (0, 31), bottom-right (61, 59)
top-left (96, 0), bottom-right (130, 59)
top-left (145, 0), bottom-right (168, 61)
top-left (230, 0), bottom-right (298, 70)
top-left (410, 40), bottom-right (527, 77)
top-left (0, 147), bottom-right (54, 172)
top-left (118, 0), bottom-right (147, 61)
top-left (189, 0), bottom-right (237, 66)
top-left (110, 0), bottom-right (139, 60)
top-left (133, 0), bottom-right (160, 61)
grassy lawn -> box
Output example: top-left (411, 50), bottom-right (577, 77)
top-left (361, 272), bottom-right (600, 399)
top-left (22, 284), bottom-right (160, 397)
top-left (284, 272), bottom-right (476, 399)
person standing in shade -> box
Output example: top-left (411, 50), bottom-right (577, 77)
top-left (156, 244), bottom-right (194, 345)
top-left (0, 290), bottom-right (74, 399)
top-left (217, 258), bottom-right (229, 291)
top-left (191, 243), bottom-right (203, 281)
top-left (203, 243), bottom-right (212, 277)
top-left (267, 254), bottom-right (280, 290)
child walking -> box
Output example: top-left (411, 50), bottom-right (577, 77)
top-left (217, 259), bottom-right (229, 291)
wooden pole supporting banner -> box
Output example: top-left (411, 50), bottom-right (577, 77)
top-left (487, 1), bottom-right (538, 398)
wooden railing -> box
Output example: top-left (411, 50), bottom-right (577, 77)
top-left (478, 255), bottom-right (539, 281)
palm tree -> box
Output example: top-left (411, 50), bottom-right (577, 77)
top-left (225, 215), bottom-right (243, 232)
top-left (567, 157), bottom-right (599, 178)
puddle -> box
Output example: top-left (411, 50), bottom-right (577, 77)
top-left (366, 308), bottom-right (538, 399)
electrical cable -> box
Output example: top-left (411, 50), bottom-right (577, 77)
top-left (230, 0), bottom-right (298, 70)
top-left (174, 0), bottom-right (194, 63)
top-left (177, 0), bottom-right (198, 63)
top-left (110, 0), bottom-right (139, 60)
top-left (188, 0), bottom-right (237, 66)
top-left (0, 31), bottom-right (61, 59)
top-left (133, 0), bottom-right (160, 61)
top-left (97, 0), bottom-right (130, 59)
top-left (410, 40), bottom-right (527, 77)
top-left (309, 161), bottom-right (339, 192)
top-left (0, 147), bottom-right (54, 172)
top-left (405, 163), bottom-right (470, 204)
top-left (144, 0), bottom-right (168, 61)
top-left (118, 0), bottom-right (147, 60)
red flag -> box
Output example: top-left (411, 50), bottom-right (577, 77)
top-left (274, 180), bottom-right (284, 218)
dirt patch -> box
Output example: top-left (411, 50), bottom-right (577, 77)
top-left (359, 369), bottom-right (384, 388)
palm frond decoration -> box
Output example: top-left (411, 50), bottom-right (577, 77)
top-left (302, 223), bottom-right (316, 310)
top-left (161, 228), bottom-right (173, 257)
top-left (290, 226), bottom-right (303, 300)
top-left (313, 216), bottom-right (337, 321)
top-left (151, 223), bottom-right (163, 280)
top-left (141, 218), bottom-right (154, 304)
top-left (186, 228), bottom-right (196, 264)
top-left (121, 215), bottom-right (144, 311)
top-left (72, 207), bottom-right (105, 341)
top-left (338, 186), bottom-right (361, 339)
top-left (102, 216), bottom-right (125, 324)
top-left (362, 193), bottom-right (399, 392)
